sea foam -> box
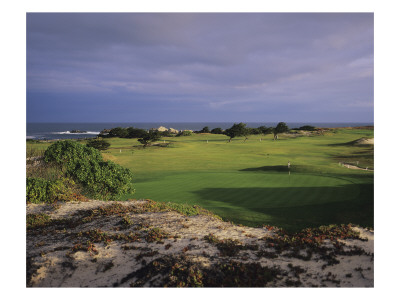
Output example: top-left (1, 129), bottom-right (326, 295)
top-left (53, 131), bottom-right (100, 135)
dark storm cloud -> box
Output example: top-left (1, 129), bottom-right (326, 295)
top-left (27, 13), bottom-right (373, 122)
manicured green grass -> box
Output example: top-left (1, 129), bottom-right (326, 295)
top-left (27, 129), bottom-right (374, 232)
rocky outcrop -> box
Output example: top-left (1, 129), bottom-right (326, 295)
top-left (70, 130), bottom-right (87, 133)
top-left (168, 128), bottom-right (179, 134)
top-left (100, 129), bottom-right (111, 135)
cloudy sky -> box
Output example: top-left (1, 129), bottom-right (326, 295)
top-left (27, 13), bottom-right (373, 123)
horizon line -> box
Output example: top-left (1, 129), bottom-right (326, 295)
top-left (26, 121), bottom-right (374, 124)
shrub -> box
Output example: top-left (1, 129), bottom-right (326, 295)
top-left (176, 130), bottom-right (192, 137)
top-left (26, 213), bottom-right (52, 229)
top-left (26, 177), bottom-right (75, 203)
top-left (298, 125), bottom-right (317, 131)
top-left (74, 160), bottom-right (135, 199)
top-left (44, 140), bottom-right (134, 200)
top-left (44, 140), bottom-right (102, 172)
top-left (26, 177), bottom-right (49, 203)
top-left (86, 139), bottom-right (111, 151)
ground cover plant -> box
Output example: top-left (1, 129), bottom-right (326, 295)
top-left (26, 199), bottom-right (373, 287)
top-left (27, 127), bottom-right (373, 232)
top-left (27, 140), bottom-right (134, 202)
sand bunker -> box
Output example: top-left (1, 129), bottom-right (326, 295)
top-left (353, 138), bottom-right (374, 145)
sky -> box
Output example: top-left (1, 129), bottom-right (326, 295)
top-left (26, 13), bottom-right (374, 123)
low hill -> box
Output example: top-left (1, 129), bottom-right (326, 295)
top-left (27, 199), bottom-right (374, 287)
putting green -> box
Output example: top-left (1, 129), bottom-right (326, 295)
top-left (130, 171), bottom-right (367, 230)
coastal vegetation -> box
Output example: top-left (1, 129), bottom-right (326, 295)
top-left (27, 140), bottom-right (134, 202)
top-left (86, 139), bottom-right (111, 151)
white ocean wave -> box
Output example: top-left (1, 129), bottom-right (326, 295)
top-left (53, 131), bottom-right (100, 135)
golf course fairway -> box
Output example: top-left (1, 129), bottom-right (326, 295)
top-left (27, 127), bottom-right (374, 232)
top-left (105, 128), bottom-right (373, 232)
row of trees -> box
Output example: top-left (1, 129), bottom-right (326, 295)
top-left (92, 122), bottom-right (310, 149)
top-left (210, 122), bottom-right (289, 141)
top-left (100, 127), bottom-right (171, 139)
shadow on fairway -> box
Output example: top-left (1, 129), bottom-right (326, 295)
top-left (240, 165), bottom-right (288, 172)
top-left (239, 165), bottom-right (320, 174)
top-left (326, 141), bottom-right (374, 147)
top-left (192, 184), bottom-right (373, 232)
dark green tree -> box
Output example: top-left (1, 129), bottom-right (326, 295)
top-left (86, 139), bottom-right (111, 151)
top-left (225, 123), bottom-right (248, 142)
top-left (248, 127), bottom-right (261, 135)
top-left (200, 126), bottom-right (210, 133)
top-left (127, 127), bottom-right (147, 138)
top-left (138, 131), bottom-right (161, 147)
top-left (211, 127), bottom-right (223, 134)
top-left (108, 127), bottom-right (128, 138)
top-left (258, 126), bottom-right (274, 135)
top-left (273, 122), bottom-right (289, 140)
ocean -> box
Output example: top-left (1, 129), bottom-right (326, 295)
top-left (26, 122), bottom-right (373, 140)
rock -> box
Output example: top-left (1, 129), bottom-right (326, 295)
top-left (168, 128), bottom-right (179, 134)
top-left (157, 126), bottom-right (168, 132)
top-left (70, 130), bottom-right (87, 133)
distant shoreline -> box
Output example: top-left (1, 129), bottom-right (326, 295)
top-left (26, 125), bottom-right (373, 141)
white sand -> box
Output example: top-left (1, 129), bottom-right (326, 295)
top-left (27, 200), bottom-right (374, 287)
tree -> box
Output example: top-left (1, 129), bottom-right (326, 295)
top-left (86, 139), bottom-right (111, 151)
top-left (200, 126), bottom-right (210, 133)
top-left (273, 122), bottom-right (289, 140)
top-left (258, 126), bottom-right (274, 135)
top-left (248, 127), bottom-right (261, 135)
top-left (127, 127), bottom-right (147, 138)
top-left (225, 123), bottom-right (248, 142)
top-left (108, 127), bottom-right (128, 138)
top-left (138, 131), bottom-right (161, 147)
top-left (211, 127), bottom-right (223, 134)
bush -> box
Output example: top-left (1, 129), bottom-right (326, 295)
top-left (44, 140), bottom-right (134, 200)
top-left (26, 177), bottom-right (49, 203)
top-left (73, 160), bottom-right (134, 199)
top-left (44, 140), bottom-right (102, 172)
top-left (177, 130), bottom-right (192, 137)
top-left (26, 177), bottom-right (75, 203)
top-left (86, 139), bottom-right (111, 151)
top-left (298, 125), bottom-right (317, 131)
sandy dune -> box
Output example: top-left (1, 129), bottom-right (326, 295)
top-left (27, 199), bottom-right (374, 287)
